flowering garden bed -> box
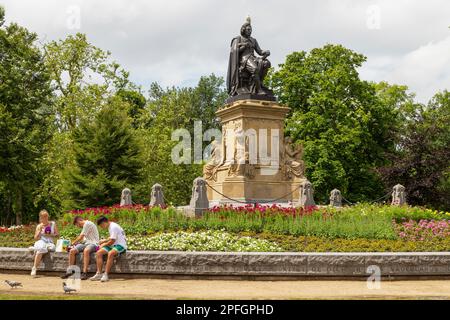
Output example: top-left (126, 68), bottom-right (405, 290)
top-left (1, 204), bottom-right (449, 252)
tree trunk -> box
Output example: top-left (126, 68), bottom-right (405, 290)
top-left (15, 190), bottom-right (23, 226)
top-left (4, 194), bottom-right (11, 226)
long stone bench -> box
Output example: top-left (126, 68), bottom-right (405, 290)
top-left (1, 248), bottom-right (450, 278)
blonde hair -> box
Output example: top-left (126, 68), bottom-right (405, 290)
top-left (39, 210), bottom-right (49, 219)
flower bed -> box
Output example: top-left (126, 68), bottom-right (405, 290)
top-left (127, 230), bottom-right (282, 252)
top-left (60, 204), bottom-right (398, 240)
top-left (0, 225), bottom-right (35, 248)
top-left (0, 225), bottom-right (25, 233)
top-left (1, 204), bottom-right (450, 252)
top-left (394, 219), bottom-right (450, 241)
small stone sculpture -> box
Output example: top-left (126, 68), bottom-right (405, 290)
top-left (392, 184), bottom-right (407, 206)
top-left (190, 177), bottom-right (209, 216)
top-left (120, 188), bottom-right (132, 206)
top-left (330, 189), bottom-right (342, 207)
top-left (299, 180), bottom-right (315, 207)
top-left (283, 136), bottom-right (305, 180)
top-left (149, 184), bottom-right (165, 207)
top-left (203, 140), bottom-right (222, 182)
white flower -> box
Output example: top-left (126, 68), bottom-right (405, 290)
top-left (127, 230), bottom-right (282, 252)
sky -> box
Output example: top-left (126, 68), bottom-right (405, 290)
top-left (2, 0), bottom-right (450, 102)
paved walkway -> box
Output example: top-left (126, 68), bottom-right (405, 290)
top-left (1, 273), bottom-right (449, 299)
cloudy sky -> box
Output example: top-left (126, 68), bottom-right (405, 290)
top-left (2, 0), bottom-right (450, 102)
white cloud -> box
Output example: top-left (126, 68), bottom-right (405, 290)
top-left (381, 36), bottom-right (450, 102)
top-left (2, 0), bottom-right (450, 101)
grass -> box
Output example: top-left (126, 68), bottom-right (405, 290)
top-left (59, 204), bottom-right (405, 240)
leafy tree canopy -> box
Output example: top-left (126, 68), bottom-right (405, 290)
top-left (270, 45), bottom-right (400, 202)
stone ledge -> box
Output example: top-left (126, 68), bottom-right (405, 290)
top-left (1, 248), bottom-right (450, 277)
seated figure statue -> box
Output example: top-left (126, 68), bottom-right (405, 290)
top-left (226, 16), bottom-right (275, 101)
top-left (283, 137), bottom-right (305, 179)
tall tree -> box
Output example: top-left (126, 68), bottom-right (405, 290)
top-left (44, 33), bottom-right (130, 131)
top-left (378, 91), bottom-right (450, 210)
top-left (136, 75), bottom-right (226, 206)
top-left (270, 45), bottom-right (399, 203)
top-left (0, 8), bottom-right (53, 224)
top-left (63, 98), bottom-right (142, 209)
top-left (40, 33), bottom-right (134, 213)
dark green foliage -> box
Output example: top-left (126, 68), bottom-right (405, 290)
top-left (116, 89), bottom-right (146, 128)
top-left (0, 18), bottom-right (53, 224)
top-left (63, 98), bottom-right (142, 209)
top-left (378, 91), bottom-right (450, 210)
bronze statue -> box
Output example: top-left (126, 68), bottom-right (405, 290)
top-left (226, 16), bottom-right (275, 103)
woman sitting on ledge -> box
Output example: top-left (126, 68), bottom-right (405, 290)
top-left (29, 209), bottom-right (59, 277)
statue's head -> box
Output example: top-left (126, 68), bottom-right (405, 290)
top-left (301, 180), bottom-right (313, 196)
top-left (330, 189), bottom-right (341, 200)
top-left (393, 184), bottom-right (405, 195)
top-left (240, 16), bottom-right (252, 37)
top-left (121, 188), bottom-right (131, 198)
top-left (193, 177), bottom-right (207, 191)
top-left (152, 184), bottom-right (163, 194)
top-left (284, 136), bottom-right (293, 144)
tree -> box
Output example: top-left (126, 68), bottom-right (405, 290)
top-left (44, 33), bottom-right (130, 131)
top-left (116, 89), bottom-right (147, 128)
top-left (378, 91), bottom-right (450, 210)
top-left (190, 74), bottom-right (227, 130)
top-left (0, 11), bottom-right (53, 224)
top-left (0, 6), bottom-right (4, 26)
top-left (136, 75), bottom-right (226, 206)
top-left (40, 33), bottom-right (134, 213)
top-left (269, 45), bottom-right (399, 203)
top-left (63, 98), bottom-right (142, 209)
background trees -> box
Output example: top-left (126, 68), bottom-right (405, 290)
top-left (377, 91), bottom-right (450, 210)
top-left (63, 97), bottom-right (142, 209)
top-left (0, 7), bottom-right (448, 224)
top-left (135, 75), bottom-right (226, 206)
top-left (0, 10), bottom-right (53, 224)
top-left (269, 45), bottom-right (400, 203)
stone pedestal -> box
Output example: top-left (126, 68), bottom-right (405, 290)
top-left (204, 99), bottom-right (306, 205)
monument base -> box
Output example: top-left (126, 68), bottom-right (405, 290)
top-left (225, 94), bottom-right (277, 104)
top-left (204, 99), bottom-right (306, 205)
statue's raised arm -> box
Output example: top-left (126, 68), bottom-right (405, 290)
top-left (226, 16), bottom-right (276, 103)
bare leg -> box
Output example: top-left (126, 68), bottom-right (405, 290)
top-left (83, 249), bottom-right (92, 273)
top-left (68, 248), bottom-right (78, 266)
top-left (105, 250), bottom-right (118, 275)
top-left (33, 253), bottom-right (43, 269)
top-left (96, 249), bottom-right (107, 273)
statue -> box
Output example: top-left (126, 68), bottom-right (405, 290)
top-left (330, 189), bottom-right (343, 207)
top-left (190, 177), bottom-right (209, 216)
top-left (392, 184), bottom-right (407, 206)
top-left (283, 137), bottom-right (305, 179)
top-left (203, 140), bottom-right (223, 182)
top-left (299, 180), bottom-right (315, 207)
top-left (226, 16), bottom-right (275, 102)
top-left (120, 188), bottom-right (132, 207)
top-left (149, 184), bottom-right (165, 207)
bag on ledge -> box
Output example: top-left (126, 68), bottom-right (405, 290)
top-left (55, 239), bottom-right (71, 253)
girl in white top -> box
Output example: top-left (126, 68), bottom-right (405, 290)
top-left (30, 210), bottom-right (59, 277)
